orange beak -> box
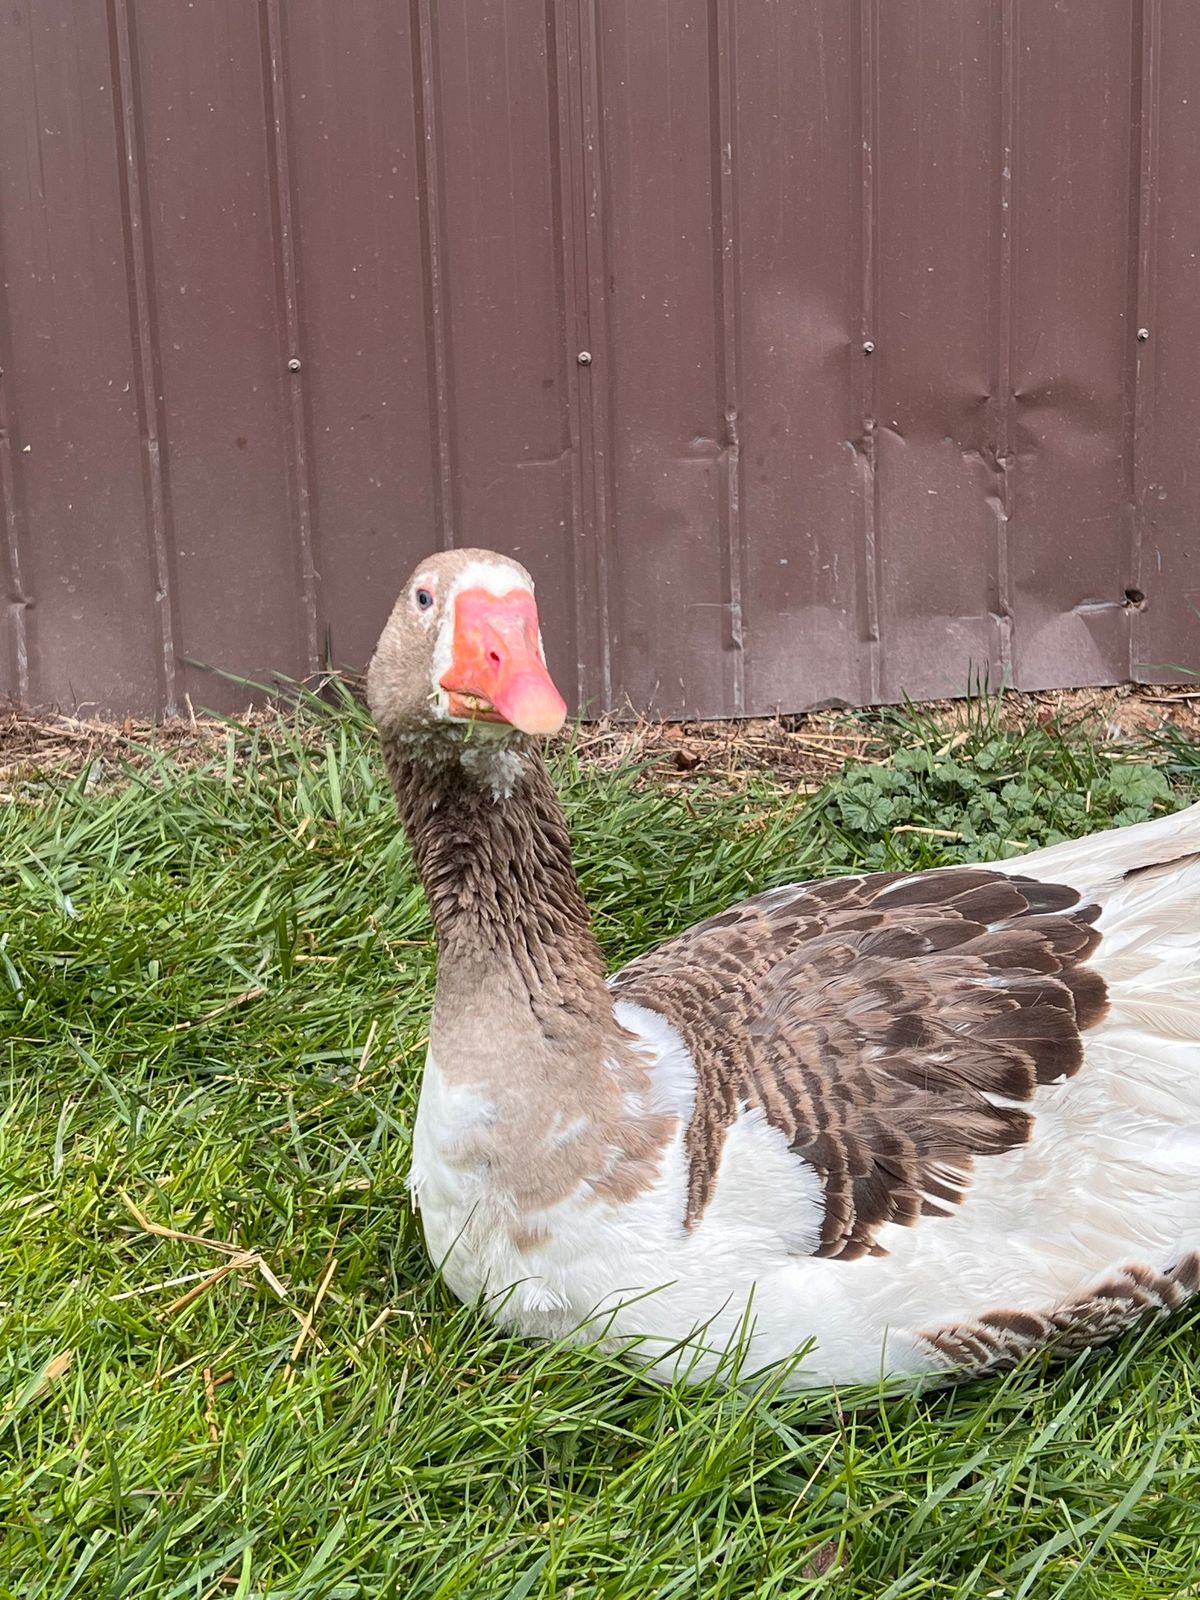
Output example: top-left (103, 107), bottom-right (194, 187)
top-left (439, 587), bottom-right (568, 737)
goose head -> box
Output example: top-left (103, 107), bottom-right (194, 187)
top-left (367, 548), bottom-right (568, 747)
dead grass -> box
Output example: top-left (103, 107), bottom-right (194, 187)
top-left (2, 683), bottom-right (1196, 800)
top-left (576, 686), bottom-right (1200, 791)
top-left (0, 702), bottom-right (276, 790)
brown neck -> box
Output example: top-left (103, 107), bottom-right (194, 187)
top-left (379, 730), bottom-right (675, 1215)
top-left (381, 734), bottom-right (616, 1048)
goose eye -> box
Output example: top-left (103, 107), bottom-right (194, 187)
top-left (415, 588), bottom-right (435, 612)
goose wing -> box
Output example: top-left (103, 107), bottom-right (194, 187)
top-left (611, 864), bottom-right (1110, 1259)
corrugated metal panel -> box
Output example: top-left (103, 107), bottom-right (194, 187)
top-left (590, 0), bottom-right (735, 718)
top-left (0, 0), bottom-right (1197, 719)
top-left (0, 1), bottom-right (164, 713)
top-left (872, 0), bottom-right (1002, 703)
top-left (276, 0), bottom-right (437, 686)
top-left (131, 0), bottom-right (314, 711)
top-left (734, 2), bottom-right (864, 713)
top-left (1138, 0), bottom-right (1200, 681)
top-left (421, 0), bottom-right (585, 703)
top-left (1007, 0), bottom-right (1139, 689)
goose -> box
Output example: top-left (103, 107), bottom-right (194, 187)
top-left (366, 547), bottom-right (1200, 1388)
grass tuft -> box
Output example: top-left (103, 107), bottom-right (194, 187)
top-left (2, 695), bottom-right (1198, 1597)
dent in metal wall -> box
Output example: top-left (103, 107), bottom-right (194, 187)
top-left (0, 0), bottom-right (1196, 719)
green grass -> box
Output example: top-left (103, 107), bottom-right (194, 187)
top-left (2, 694), bottom-right (1198, 1599)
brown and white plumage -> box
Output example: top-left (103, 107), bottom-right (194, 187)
top-left (368, 549), bottom-right (1200, 1388)
top-left (613, 867), bottom-right (1109, 1255)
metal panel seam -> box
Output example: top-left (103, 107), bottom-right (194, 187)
top-left (854, 0), bottom-right (881, 702)
top-left (709, 0), bottom-right (746, 715)
top-left (108, 0), bottom-right (179, 714)
top-left (988, 0), bottom-right (1017, 685)
top-left (1130, 0), bottom-right (1161, 679)
top-left (546, 0), bottom-right (589, 710)
top-left (261, 0), bottom-right (320, 674)
top-left (572, 0), bottom-right (614, 708)
top-left (412, 0), bottom-right (456, 550)
top-left (0, 247), bottom-right (28, 703)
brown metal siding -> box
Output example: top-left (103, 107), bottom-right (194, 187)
top-left (735, 2), bottom-right (863, 714)
top-left (0, 1), bottom-right (1197, 719)
top-left (1009, 1), bottom-right (1136, 689)
top-left (0, 1), bottom-right (163, 712)
top-left (871, 1), bottom-right (999, 705)
top-left (1142, 0), bottom-right (1200, 682)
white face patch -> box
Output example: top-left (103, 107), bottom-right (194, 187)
top-left (451, 557), bottom-right (535, 599)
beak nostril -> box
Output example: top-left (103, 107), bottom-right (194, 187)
top-left (488, 649), bottom-right (502, 667)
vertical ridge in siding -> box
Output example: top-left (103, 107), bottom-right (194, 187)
top-left (853, 0), bottom-right (882, 704)
top-left (412, 0), bottom-right (456, 550)
top-left (573, 0), bottom-right (615, 711)
top-left (988, 0), bottom-right (1017, 685)
top-left (546, 0), bottom-right (591, 711)
top-left (1129, 0), bottom-right (1162, 678)
top-left (262, 0), bottom-right (320, 675)
top-left (110, 0), bottom-right (178, 714)
top-left (709, 0), bottom-right (746, 716)
top-left (0, 271), bottom-right (29, 704)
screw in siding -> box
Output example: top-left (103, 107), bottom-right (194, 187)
top-left (577, 351), bottom-right (593, 366)
top-left (1136, 328), bottom-right (1151, 342)
top-left (287, 357), bottom-right (303, 372)
top-left (862, 340), bottom-right (875, 354)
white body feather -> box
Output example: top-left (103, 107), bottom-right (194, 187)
top-left (410, 802), bottom-right (1200, 1386)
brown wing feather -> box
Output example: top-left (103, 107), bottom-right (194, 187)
top-left (611, 867), bottom-right (1108, 1259)
top-left (921, 1252), bottom-right (1200, 1374)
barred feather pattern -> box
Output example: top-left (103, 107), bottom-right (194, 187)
top-left (920, 1253), bottom-right (1200, 1375)
top-left (612, 868), bottom-right (1109, 1259)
